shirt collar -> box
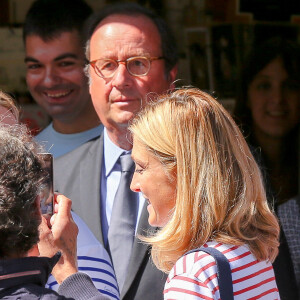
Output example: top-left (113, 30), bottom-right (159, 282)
top-left (103, 128), bottom-right (130, 177)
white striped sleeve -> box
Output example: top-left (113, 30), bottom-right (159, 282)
top-left (164, 242), bottom-right (280, 300)
top-left (46, 212), bottom-right (120, 300)
top-left (164, 252), bottom-right (218, 299)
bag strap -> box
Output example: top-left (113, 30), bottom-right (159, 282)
top-left (184, 247), bottom-right (234, 300)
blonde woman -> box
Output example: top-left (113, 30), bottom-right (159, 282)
top-left (130, 88), bottom-right (280, 299)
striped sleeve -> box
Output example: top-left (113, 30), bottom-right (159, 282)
top-left (164, 242), bottom-right (280, 300)
top-left (46, 212), bottom-right (120, 300)
top-left (164, 252), bottom-right (218, 299)
top-left (46, 252), bottom-right (119, 300)
top-left (164, 274), bottom-right (214, 300)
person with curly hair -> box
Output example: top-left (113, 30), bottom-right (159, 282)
top-left (0, 90), bottom-right (118, 299)
top-left (0, 92), bottom-right (109, 299)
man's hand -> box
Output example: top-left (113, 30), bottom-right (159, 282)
top-left (38, 194), bottom-right (79, 284)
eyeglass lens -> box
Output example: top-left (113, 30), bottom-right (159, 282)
top-left (96, 57), bottom-right (151, 77)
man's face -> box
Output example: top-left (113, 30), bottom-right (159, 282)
top-left (25, 31), bottom-right (91, 122)
top-left (88, 14), bottom-right (177, 132)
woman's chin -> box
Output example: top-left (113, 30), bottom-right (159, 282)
top-left (147, 204), bottom-right (169, 227)
top-left (147, 204), bottom-right (158, 227)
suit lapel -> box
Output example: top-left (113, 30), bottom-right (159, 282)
top-left (79, 134), bottom-right (105, 245)
top-left (121, 201), bottom-right (152, 298)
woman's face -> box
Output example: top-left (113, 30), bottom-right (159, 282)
top-left (247, 57), bottom-right (300, 140)
top-left (0, 105), bottom-right (17, 125)
top-left (130, 138), bottom-right (176, 227)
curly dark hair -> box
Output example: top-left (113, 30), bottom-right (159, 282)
top-left (0, 124), bottom-right (45, 258)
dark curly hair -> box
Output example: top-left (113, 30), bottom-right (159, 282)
top-left (0, 124), bottom-right (45, 258)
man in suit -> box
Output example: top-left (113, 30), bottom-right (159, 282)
top-left (54, 3), bottom-right (178, 299)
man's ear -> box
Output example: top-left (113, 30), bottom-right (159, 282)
top-left (169, 64), bottom-right (178, 90)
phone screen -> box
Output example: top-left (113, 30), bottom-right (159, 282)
top-left (39, 153), bottom-right (54, 215)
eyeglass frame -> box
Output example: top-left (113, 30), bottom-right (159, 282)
top-left (89, 56), bottom-right (165, 78)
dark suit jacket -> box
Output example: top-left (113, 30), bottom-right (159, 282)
top-left (54, 134), bottom-right (167, 300)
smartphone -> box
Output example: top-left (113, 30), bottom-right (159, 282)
top-left (39, 153), bottom-right (54, 215)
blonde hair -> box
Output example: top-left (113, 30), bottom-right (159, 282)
top-left (130, 88), bottom-right (280, 273)
top-left (0, 91), bottom-right (19, 122)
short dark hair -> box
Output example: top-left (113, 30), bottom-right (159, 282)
top-left (0, 124), bottom-right (45, 258)
top-left (234, 37), bottom-right (300, 132)
top-left (84, 2), bottom-right (178, 75)
top-left (23, 0), bottom-right (92, 43)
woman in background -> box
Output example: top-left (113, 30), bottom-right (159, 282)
top-left (130, 88), bottom-right (280, 299)
top-left (234, 37), bottom-right (300, 299)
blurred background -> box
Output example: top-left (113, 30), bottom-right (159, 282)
top-left (0, 0), bottom-right (300, 132)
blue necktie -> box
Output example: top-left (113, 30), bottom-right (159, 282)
top-left (107, 153), bottom-right (138, 290)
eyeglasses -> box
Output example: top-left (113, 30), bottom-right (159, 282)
top-left (89, 56), bottom-right (164, 78)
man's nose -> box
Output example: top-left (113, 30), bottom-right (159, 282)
top-left (42, 67), bottom-right (62, 87)
top-left (110, 63), bottom-right (132, 89)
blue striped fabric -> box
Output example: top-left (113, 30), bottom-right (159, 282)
top-left (46, 212), bottom-right (119, 300)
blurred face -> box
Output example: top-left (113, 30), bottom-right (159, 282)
top-left (88, 14), bottom-right (177, 132)
top-left (0, 106), bottom-right (17, 125)
top-left (130, 138), bottom-right (176, 227)
top-left (248, 57), bottom-right (300, 140)
top-left (25, 31), bottom-right (91, 122)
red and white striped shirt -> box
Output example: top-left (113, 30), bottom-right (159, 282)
top-left (164, 241), bottom-right (280, 299)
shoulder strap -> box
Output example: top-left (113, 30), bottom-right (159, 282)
top-left (185, 247), bottom-right (234, 300)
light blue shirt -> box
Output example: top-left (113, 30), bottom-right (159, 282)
top-left (101, 128), bottom-right (145, 246)
top-left (35, 122), bottom-right (103, 158)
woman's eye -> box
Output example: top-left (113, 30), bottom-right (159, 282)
top-left (134, 168), bottom-right (144, 174)
top-left (256, 82), bottom-right (271, 91)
